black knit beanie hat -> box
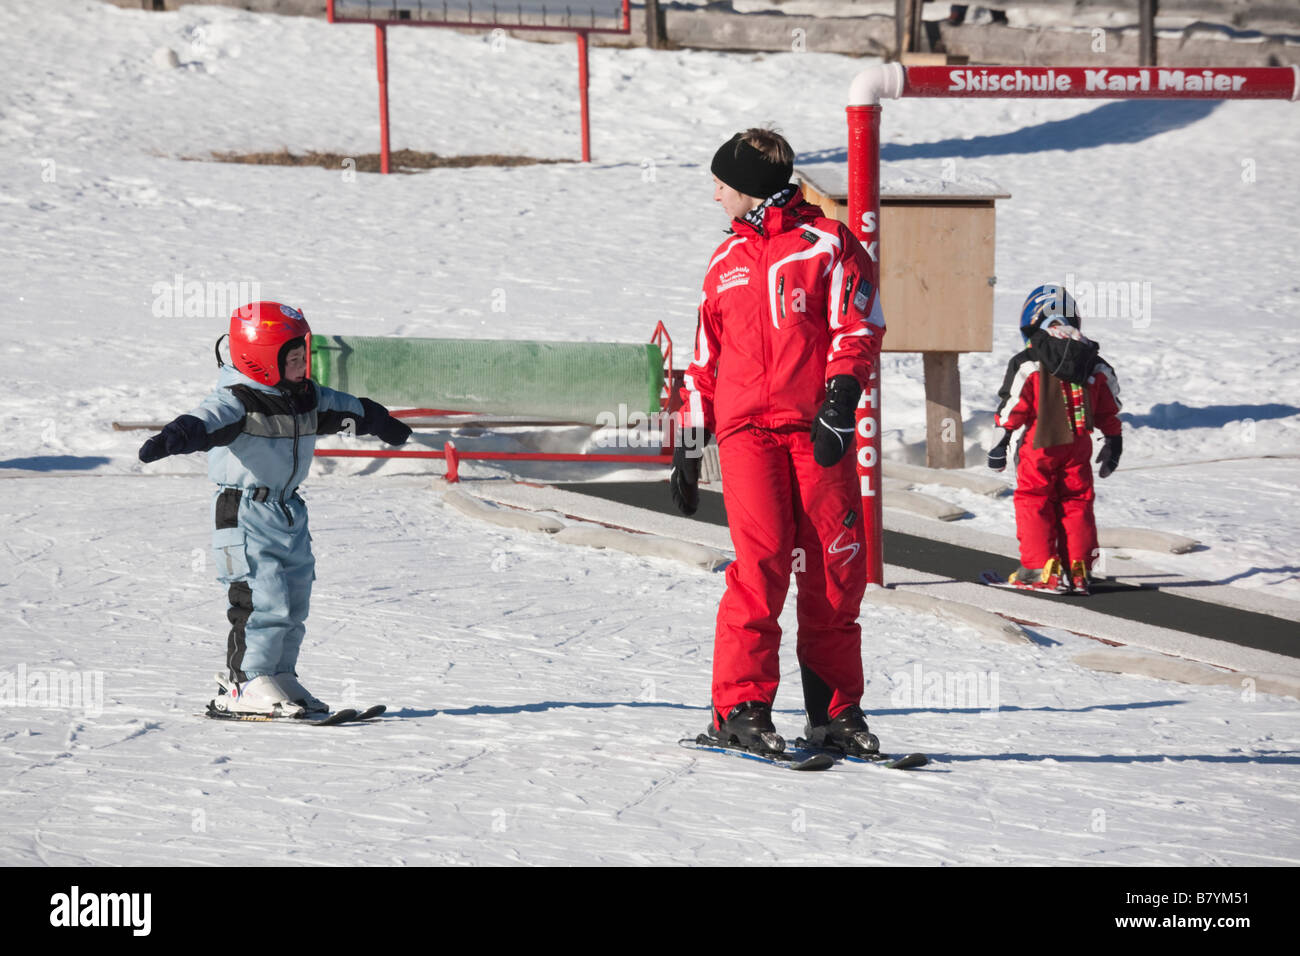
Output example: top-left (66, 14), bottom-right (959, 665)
top-left (711, 132), bottom-right (793, 200)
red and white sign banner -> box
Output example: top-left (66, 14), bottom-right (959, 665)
top-left (903, 65), bottom-right (1300, 100)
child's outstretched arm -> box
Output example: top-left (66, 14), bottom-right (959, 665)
top-left (138, 391), bottom-right (246, 463)
top-left (316, 387), bottom-right (412, 446)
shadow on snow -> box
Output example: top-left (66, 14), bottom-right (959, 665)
top-left (0, 455), bottom-right (112, 471)
top-left (799, 99), bottom-right (1221, 164)
top-left (1120, 401), bottom-right (1300, 430)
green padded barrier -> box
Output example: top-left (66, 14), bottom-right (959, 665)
top-left (310, 335), bottom-right (665, 424)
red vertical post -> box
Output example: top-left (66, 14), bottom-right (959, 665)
top-left (577, 31), bottom-right (591, 163)
top-left (375, 24), bottom-right (391, 175)
top-left (847, 104), bottom-right (884, 585)
top-left (445, 441), bottom-right (460, 483)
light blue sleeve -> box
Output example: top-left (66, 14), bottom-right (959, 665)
top-left (186, 387), bottom-right (247, 440)
top-left (315, 384), bottom-right (366, 417)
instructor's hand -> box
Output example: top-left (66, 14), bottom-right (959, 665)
top-left (670, 428), bottom-right (708, 517)
top-left (810, 375), bottom-right (862, 467)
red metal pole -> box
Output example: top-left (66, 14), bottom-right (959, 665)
top-left (577, 31), bottom-right (591, 163)
top-left (847, 104), bottom-right (884, 586)
top-left (376, 24), bottom-right (391, 175)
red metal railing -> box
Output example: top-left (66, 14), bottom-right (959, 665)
top-left (326, 0), bottom-right (633, 165)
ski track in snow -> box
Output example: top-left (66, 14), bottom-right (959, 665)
top-left (0, 1), bottom-right (1298, 865)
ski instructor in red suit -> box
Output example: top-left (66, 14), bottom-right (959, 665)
top-left (672, 128), bottom-right (886, 756)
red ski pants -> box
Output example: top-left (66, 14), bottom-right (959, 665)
top-left (712, 425), bottom-right (866, 724)
top-left (1014, 434), bottom-right (1099, 570)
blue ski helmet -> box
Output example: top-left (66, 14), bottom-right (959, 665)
top-left (1019, 284), bottom-right (1080, 345)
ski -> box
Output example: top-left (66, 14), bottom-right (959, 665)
top-left (204, 703), bottom-right (360, 725)
top-left (792, 739), bottom-right (930, 770)
top-left (203, 703), bottom-right (386, 724)
top-left (979, 569), bottom-right (1070, 595)
top-left (678, 734), bottom-right (835, 771)
top-left (307, 707), bottom-right (363, 726)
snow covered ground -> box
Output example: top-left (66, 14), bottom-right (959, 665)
top-left (1, 1), bottom-right (1298, 868)
top-left (4, 475), bottom-right (1297, 867)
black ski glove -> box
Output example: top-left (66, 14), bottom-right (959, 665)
top-left (375, 416), bottom-right (412, 446)
top-left (1096, 434), bottom-right (1122, 478)
top-left (810, 375), bottom-right (862, 467)
top-left (987, 429), bottom-right (1012, 472)
top-left (359, 398), bottom-right (412, 446)
top-left (139, 414), bottom-right (208, 463)
top-left (670, 427), bottom-right (709, 517)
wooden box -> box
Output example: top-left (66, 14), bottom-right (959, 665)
top-left (797, 167), bottom-right (1009, 468)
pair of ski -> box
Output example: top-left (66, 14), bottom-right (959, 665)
top-left (979, 569), bottom-right (1084, 596)
top-left (205, 703), bottom-right (387, 726)
top-left (977, 564), bottom-right (1102, 595)
top-left (679, 734), bottom-right (928, 772)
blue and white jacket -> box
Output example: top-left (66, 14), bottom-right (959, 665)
top-left (144, 366), bottom-right (395, 502)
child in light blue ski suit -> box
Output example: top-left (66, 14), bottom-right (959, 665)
top-left (139, 301), bottom-right (411, 718)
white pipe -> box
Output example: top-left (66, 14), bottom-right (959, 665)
top-left (849, 63), bottom-right (906, 106)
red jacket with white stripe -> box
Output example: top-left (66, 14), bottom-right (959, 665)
top-left (681, 190), bottom-right (885, 441)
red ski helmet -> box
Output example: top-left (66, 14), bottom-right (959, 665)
top-left (228, 301), bottom-right (311, 386)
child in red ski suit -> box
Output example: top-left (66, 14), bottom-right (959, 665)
top-left (989, 285), bottom-right (1123, 593)
top-left (670, 129), bottom-right (885, 755)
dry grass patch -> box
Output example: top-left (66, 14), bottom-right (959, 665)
top-left (192, 147), bottom-right (572, 172)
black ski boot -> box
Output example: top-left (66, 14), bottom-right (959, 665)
top-left (804, 704), bottom-right (879, 757)
top-left (709, 701), bottom-right (785, 755)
